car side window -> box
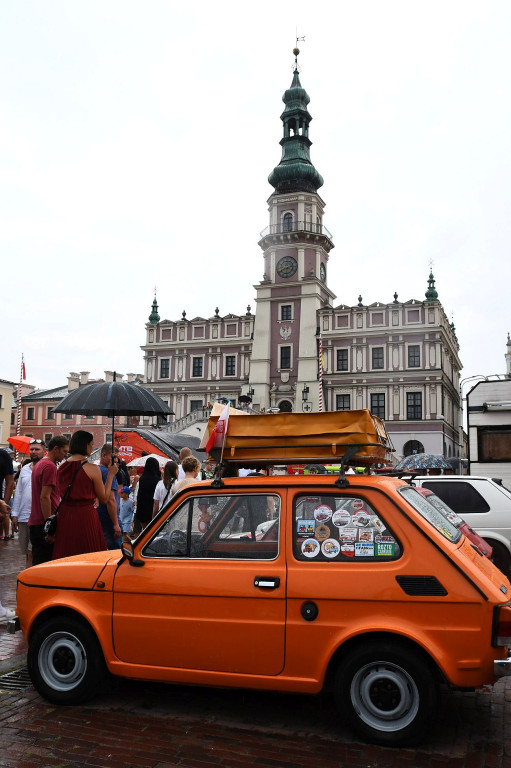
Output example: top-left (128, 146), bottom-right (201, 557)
top-left (143, 493), bottom-right (280, 560)
top-left (422, 482), bottom-right (490, 514)
top-left (294, 494), bottom-right (401, 562)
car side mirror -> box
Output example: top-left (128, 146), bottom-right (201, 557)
top-left (121, 539), bottom-right (144, 567)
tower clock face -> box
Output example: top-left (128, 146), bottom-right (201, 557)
top-left (320, 263), bottom-right (326, 282)
top-left (277, 256), bottom-right (298, 278)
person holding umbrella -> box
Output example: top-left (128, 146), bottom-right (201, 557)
top-left (52, 431), bottom-right (117, 560)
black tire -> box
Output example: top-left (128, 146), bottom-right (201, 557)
top-left (334, 640), bottom-right (438, 746)
top-left (27, 615), bottom-right (106, 704)
top-left (488, 541), bottom-right (511, 575)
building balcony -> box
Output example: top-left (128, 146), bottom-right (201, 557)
top-left (258, 221), bottom-right (334, 251)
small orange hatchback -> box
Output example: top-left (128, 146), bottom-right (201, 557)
top-left (9, 413), bottom-right (511, 747)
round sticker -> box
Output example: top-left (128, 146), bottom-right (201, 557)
top-left (332, 510), bottom-right (351, 528)
top-left (315, 524), bottom-right (330, 541)
top-left (314, 504), bottom-right (332, 523)
top-left (352, 499), bottom-right (365, 511)
top-left (353, 511), bottom-right (372, 527)
top-left (321, 538), bottom-right (340, 558)
top-left (301, 538), bottom-right (320, 558)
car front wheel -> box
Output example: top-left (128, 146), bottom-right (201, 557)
top-left (28, 615), bottom-right (106, 704)
top-left (334, 640), bottom-right (438, 746)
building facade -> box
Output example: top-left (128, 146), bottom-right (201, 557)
top-left (142, 50), bottom-right (462, 459)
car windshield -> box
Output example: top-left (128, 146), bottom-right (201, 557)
top-left (399, 486), bottom-right (462, 543)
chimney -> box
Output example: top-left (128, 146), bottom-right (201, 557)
top-left (104, 371), bottom-right (123, 382)
top-left (67, 372), bottom-right (80, 391)
top-left (80, 371), bottom-right (90, 386)
top-left (126, 373), bottom-right (135, 383)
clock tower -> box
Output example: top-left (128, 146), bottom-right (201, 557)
top-left (250, 49), bottom-right (335, 412)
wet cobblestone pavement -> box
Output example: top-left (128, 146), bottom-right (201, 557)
top-left (2, 535), bottom-right (511, 767)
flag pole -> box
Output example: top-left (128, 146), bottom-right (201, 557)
top-left (318, 333), bottom-right (324, 412)
top-left (15, 354), bottom-right (25, 462)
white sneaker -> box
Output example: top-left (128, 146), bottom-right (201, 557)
top-left (0, 608), bottom-right (16, 621)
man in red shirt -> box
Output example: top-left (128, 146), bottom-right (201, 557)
top-left (28, 435), bottom-right (69, 565)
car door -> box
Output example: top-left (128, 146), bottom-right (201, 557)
top-left (112, 488), bottom-right (286, 676)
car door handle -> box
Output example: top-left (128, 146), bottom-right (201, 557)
top-left (254, 577), bottom-right (280, 589)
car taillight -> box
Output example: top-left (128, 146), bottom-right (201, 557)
top-left (492, 603), bottom-right (511, 646)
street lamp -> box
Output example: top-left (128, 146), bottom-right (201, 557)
top-left (247, 386), bottom-right (254, 399)
top-left (302, 384), bottom-right (312, 412)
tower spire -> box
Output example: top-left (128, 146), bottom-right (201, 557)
top-left (425, 270), bottom-right (438, 301)
top-left (148, 290), bottom-right (160, 324)
top-left (268, 47), bottom-right (324, 195)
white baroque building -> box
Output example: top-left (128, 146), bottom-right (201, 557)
top-left (142, 51), bottom-right (462, 460)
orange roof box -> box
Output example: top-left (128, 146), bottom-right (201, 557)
top-left (206, 409), bottom-right (392, 465)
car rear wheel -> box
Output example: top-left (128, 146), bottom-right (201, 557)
top-left (28, 615), bottom-right (106, 704)
top-left (488, 541), bottom-right (511, 575)
top-left (334, 641), bottom-right (438, 746)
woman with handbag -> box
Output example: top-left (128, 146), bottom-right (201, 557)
top-left (52, 430), bottom-right (117, 560)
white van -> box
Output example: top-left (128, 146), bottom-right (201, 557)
top-left (413, 476), bottom-right (511, 572)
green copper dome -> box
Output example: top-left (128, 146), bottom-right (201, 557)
top-left (268, 56), bottom-right (324, 195)
top-left (148, 296), bottom-right (160, 324)
top-left (425, 271), bottom-right (438, 301)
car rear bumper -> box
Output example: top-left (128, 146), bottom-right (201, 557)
top-left (494, 654), bottom-right (511, 676)
top-left (6, 616), bottom-right (20, 634)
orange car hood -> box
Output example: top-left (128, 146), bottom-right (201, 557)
top-left (19, 550), bottom-right (121, 590)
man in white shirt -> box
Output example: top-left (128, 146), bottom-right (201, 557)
top-left (10, 439), bottom-right (46, 567)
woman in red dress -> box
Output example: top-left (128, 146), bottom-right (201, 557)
top-left (52, 430), bottom-right (117, 560)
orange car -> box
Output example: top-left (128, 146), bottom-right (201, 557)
top-left (8, 412), bottom-right (511, 747)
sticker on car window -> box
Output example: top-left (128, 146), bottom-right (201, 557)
top-left (301, 538), bottom-right (320, 558)
top-left (294, 495), bottom-right (401, 562)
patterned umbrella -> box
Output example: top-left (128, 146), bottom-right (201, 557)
top-left (394, 453), bottom-right (452, 472)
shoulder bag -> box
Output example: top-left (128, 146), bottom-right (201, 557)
top-left (44, 460), bottom-right (87, 537)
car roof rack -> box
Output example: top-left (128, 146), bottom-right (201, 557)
top-left (204, 410), bottom-right (394, 488)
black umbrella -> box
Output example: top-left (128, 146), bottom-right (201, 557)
top-left (52, 376), bottom-right (174, 459)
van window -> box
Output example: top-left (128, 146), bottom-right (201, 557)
top-left (422, 482), bottom-right (490, 514)
top-left (294, 495), bottom-right (401, 561)
top-left (400, 487), bottom-right (461, 542)
top-left (143, 493), bottom-right (280, 560)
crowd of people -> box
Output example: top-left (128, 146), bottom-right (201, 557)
top-left (0, 434), bottom-right (216, 572)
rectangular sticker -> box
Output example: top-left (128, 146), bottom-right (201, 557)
top-left (355, 542), bottom-right (375, 557)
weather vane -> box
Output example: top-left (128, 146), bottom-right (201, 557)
top-left (293, 32), bottom-right (305, 71)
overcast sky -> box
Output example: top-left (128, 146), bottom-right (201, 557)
top-left (1, 1), bottom-right (510, 392)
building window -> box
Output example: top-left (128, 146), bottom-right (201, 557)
top-left (190, 400), bottom-right (203, 412)
top-left (27, 407), bottom-right (35, 421)
top-left (160, 359), bottom-right (170, 378)
top-left (64, 413), bottom-right (73, 420)
top-left (283, 212), bottom-right (293, 232)
top-left (408, 345), bottom-right (420, 368)
top-left (225, 356), bottom-right (236, 376)
top-left (0, 395), bottom-right (3, 409)
top-left (62, 433), bottom-right (72, 441)
top-left (280, 346), bottom-right (291, 369)
top-left (403, 440), bottom-right (425, 456)
top-left (10, 413), bottom-right (14, 425)
top-left (192, 357), bottom-right (203, 377)
top-left (281, 305), bottom-right (292, 321)
top-left (372, 347), bottom-right (384, 369)
top-left (46, 406), bottom-right (54, 420)
top-left (407, 392), bottom-right (422, 420)
top-left (44, 433), bottom-right (52, 445)
top-left (477, 428), bottom-right (511, 462)
top-left (336, 349), bottom-right (348, 371)
top-left (336, 394), bottom-right (351, 411)
top-left (370, 393), bottom-right (385, 419)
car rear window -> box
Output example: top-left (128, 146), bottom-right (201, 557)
top-left (400, 486), bottom-right (461, 543)
top-left (422, 481), bottom-right (490, 514)
top-left (293, 494), bottom-right (401, 562)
